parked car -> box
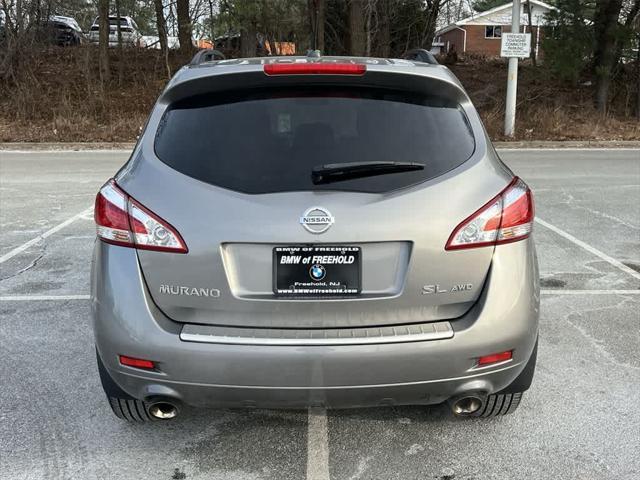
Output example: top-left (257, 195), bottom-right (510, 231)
top-left (88, 16), bottom-right (140, 47)
top-left (36, 15), bottom-right (85, 46)
top-left (92, 52), bottom-right (539, 422)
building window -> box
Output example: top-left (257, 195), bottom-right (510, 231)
top-left (485, 26), bottom-right (502, 39)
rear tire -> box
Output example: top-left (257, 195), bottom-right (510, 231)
top-left (96, 349), bottom-right (155, 422)
top-left (108, 396), bottom-right (154, 422)
top-left (475, 392), bottom-right (523, 417)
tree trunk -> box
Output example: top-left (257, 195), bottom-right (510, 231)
top-left (153, 0), bottom-right (170, 78)
top-left (308, 0), bottom-right (325, 52)
top-left (115, 0), bottom-right (123, 84)
top-left (637, 32), bottom-right (640, 120)
top-left (115, 0), bottom-right (122, 48)
top-left (592, 0), bottom-right (624, 113)
top-left (421, 0), bottom-right (441, 51)
top-left (176, 0), bottom-right (193, 57)
top-left (240, 22), bottom-right (257, 57)
top-left (365, 0), bottom-right (373, 56)
top-left (208, 0), bottom-right (216, 43)
top-left (613, 0), bottom-right (640, 72)
top-left (526, 0), bottom-right (537, 66)
top-left (349, 0), bottom-right (366, 56)
top-left (378, 0), bottom-right (391, 57)
top-left (16, 0), bottom-right (23, 36)
top-left (98, 0), bottom-right (110, 84)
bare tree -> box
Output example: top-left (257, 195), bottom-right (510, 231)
top-left (308, 0), bottom-right (325, 52)
top-left (349, 0), bottom-right (366, 55)
top-left (525, 0), bottom-right (537, 66)
top-left (176, 0), bottom-right (193, 56)
top-left (240, 20), bottom-right (257, 57)
top-left (636, 29), bottom-right (640, 120)
top-left (364, 0), bottom-right (376, 56)
top-left (208, 0), bottom-right (216, 41)
top-left (378, 0), bottom-right (391, 57)
top-left (420, 0), bottom-right (444, 51)
top-left (153, 0), bottom-right (171, 78)
top-left (115, 0), bottom-right (124, 83)
top-left (15, 0), bottom-right (23, 35)
top-left (593, 0), bottom-right (624, 113)
top-left (98, 0), bottom-right (110, 83)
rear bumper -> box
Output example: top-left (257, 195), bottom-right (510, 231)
top-left (91, 240), bottom-right (539, 408)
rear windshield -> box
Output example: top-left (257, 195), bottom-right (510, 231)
top-left (154, 87), bottom-right (475, 194)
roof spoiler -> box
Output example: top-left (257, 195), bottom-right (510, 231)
top-left (403, 48), bottom-right (439, 65)
top-left (189, 49), bottom-right (226, 65)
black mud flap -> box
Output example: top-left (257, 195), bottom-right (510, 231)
top-left (96, 348), bottom-right (135, 400)
top-left (499, 337), bottom-right (538, 394)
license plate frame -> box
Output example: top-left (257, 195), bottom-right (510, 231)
top-left (273, 246), bottom-right (361, 296)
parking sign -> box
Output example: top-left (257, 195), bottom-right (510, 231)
top-left (500, 33), bottom-right (531, 58)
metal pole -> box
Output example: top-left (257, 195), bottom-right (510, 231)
top-left (504, 0), bottom-right (521, 137)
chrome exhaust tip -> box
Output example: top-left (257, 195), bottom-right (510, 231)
top-left (148, 401), bottom-right (178, 420)
top-left (450, 395), bottom-right (484, 416)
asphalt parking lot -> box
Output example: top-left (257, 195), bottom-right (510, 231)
top-left (1, 148), bottom-right (639, 480)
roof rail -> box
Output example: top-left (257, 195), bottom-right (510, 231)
top-left (403, 48), bottom-right (439, 65)
top-left (189, 49), bottom-right (226, 65)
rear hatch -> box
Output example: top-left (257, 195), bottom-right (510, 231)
top-left (117, 62), bottom-right (507, 328)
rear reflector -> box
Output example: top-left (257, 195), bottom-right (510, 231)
top-left (477, 350), bottom-right (513, 366)
top-left (445, 177), bottom-right (534, 250)
top-left (264, 63), bottom-right (366, 76)
top-left (119, 355), bottom-right (155, 370)
top-left (94, 180), bottom-right (188, 253)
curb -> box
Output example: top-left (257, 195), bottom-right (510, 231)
top-left (492, 140), bottom-right (640, 149)
top-left (0, 142), bottom-right (137, 151)
top-left (1, 140), bottom-right (640, 151)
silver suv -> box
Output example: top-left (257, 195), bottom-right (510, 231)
top-left (92, 53), bottom-right (539, 422)
top-left (88, 15), bottom-right (140, 47)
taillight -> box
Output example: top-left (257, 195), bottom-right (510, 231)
top-left (94, 180), bottom-right (188, 253)
top-left (445, 177), bottom-right (534, 251)
top-left (94, 181), bottom-right (131, 246)
top-left (264, 63), bottom-right (366, 75)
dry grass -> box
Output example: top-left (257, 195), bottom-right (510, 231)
top-left (448, 58), bottom-right (640, 141)
top-left (0, 46), bottom-right (179, 142)
top-left (0, 48), bottom-right (638, 142)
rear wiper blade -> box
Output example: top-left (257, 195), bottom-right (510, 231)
top-left (312, 161), bottom-right (425, 185)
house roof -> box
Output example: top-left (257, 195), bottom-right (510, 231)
top-left (436, 0), bottom-right (556, 35)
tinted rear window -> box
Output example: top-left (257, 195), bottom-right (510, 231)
top-left (155, 87), bottom-right (475, 194)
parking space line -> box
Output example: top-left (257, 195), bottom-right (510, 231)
top-left (0, 206), bottom-right (93, 264)
top-left (541, 290), bottom-right (640, 295)
top-left (535, 217), bottom-right (640, 281)
top-left (0, 295), bottom-right (91, 301)
top-left (306, 407), bottom-right (330, 480)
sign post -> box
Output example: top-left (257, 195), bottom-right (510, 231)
top-left (502, 0), bottom-right (531, 137)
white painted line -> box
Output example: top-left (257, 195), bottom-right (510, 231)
top-left (0, 149), bottom-right (133, 154)
top-left (0, 206), bottom-right (93, 264)
top-left (497, 148), bottom-right (640, 152)
top-left (536, 217), bottom-right (640, 281)
top-left (541, 290), bottom-right (640, 295)
top-left (306, 407), bottom-right (330, 480)
top-left (0, 295), bottom-right (90, 301)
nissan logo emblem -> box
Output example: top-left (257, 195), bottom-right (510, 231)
top-left (299, 207), bottom-right (334, 234)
